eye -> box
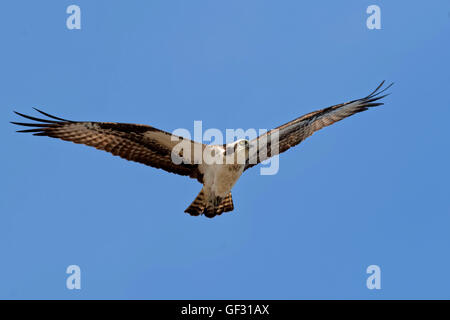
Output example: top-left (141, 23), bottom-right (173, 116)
top-left (240, 140), bottom-right (246, 146)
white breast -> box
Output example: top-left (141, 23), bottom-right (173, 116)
top-left (199, 145), bottom-right (245, 200)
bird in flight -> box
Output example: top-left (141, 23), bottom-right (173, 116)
top-left (12, 81), bottom-right (392, 218)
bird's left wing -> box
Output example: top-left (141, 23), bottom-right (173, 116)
top-left (245, 81), bottom-right (393, 170)
top-left (12, 109), bottom-right (205, 182)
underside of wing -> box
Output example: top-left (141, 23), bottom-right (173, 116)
top-left (245, 81), bottom-right (393, 170)
top-left (12, 108), bottom-right (205, 182)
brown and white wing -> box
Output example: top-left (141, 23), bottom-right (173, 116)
top-left (245, 81), bottom-right (393, 170)
top-left (12, 108), bottom-right (205, 182)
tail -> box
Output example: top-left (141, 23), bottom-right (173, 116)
top-left (184, 190), bottom-right (206, 216)
top-left (184, 190), bottom-right (234, 218)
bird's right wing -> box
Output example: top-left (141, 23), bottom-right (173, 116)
top-left (12, 109), bottom-right (206, 182)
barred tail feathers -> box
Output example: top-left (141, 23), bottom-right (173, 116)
top-left (184, 190), bottom-right (234, 218)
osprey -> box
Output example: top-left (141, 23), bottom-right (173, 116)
top-left (12, 81), bottom-right (392, 218)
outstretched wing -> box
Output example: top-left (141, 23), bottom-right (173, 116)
top-left (246, 81), bottom-right (393, 170)
top-left (12, 109), bottom-right (205, 182)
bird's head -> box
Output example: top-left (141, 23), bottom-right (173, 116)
top-left (234, 139), bottom-right (250, 151)
top-left (230, 139), bottom-right (250, 164)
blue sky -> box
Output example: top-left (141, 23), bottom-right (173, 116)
top-left (0, 1), bottom-right (449, 299)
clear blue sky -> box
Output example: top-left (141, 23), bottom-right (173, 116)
top-left (1, 0), bottom-right (449, 299)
